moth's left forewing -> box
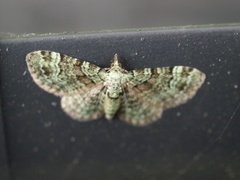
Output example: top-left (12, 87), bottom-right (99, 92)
top-left (119, 66), bottom-right (205, 126)
top-left (166, 66), bottom-right (206, 108)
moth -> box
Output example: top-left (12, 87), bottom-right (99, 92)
top-left (26, 51), bottom-right (205, 126)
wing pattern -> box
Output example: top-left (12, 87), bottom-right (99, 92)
top-left (119, 66), bottom-right (205, 126)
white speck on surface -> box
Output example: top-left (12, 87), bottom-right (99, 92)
top-left (33, 146), bottom-right (39, 152)
top-left (23, 70), bottom-right (27, 76)
top-left (51, 101), bottom-right (57, 107)
top-left (49, 138), bottom-right (55, 143)
top-left (70, 137), bottom-right (76, 142)
top-left (203, 112), bottom-right (208, 117)
top-left (207, 128), bottom-right (213, 134)
top-left (176, 112), bottom-right (181, 117)
top-left (72, 158), bottom-right (79, 165)
top-left (227, 71), bottom-right (231, 75)
top-left (44, 121), bottom-right (52, 128)
top-left (234, 84), bottom-right (238, 89)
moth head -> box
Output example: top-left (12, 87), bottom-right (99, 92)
top-left (111, 54), bottom-right (122, 68)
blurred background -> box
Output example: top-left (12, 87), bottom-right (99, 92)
top-left (0, 0), bottom-right (240, 33)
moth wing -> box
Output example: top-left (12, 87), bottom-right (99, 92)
top-left (118, 86), bottom-right (163, 126)
top-left (61, 84), bottom-right (104, 121)
top-left (119, 66), bottom-right (205, 126)
top-left (26, 50), bottom-right (103, 96)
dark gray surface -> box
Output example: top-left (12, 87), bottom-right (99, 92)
top-left (0, 26), bottom-right (240, 180)
top-left (0, 97), bottom-right (10, 180)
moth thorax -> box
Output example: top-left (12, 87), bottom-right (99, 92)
top-left (107, 86), bottom-right (122, 98)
